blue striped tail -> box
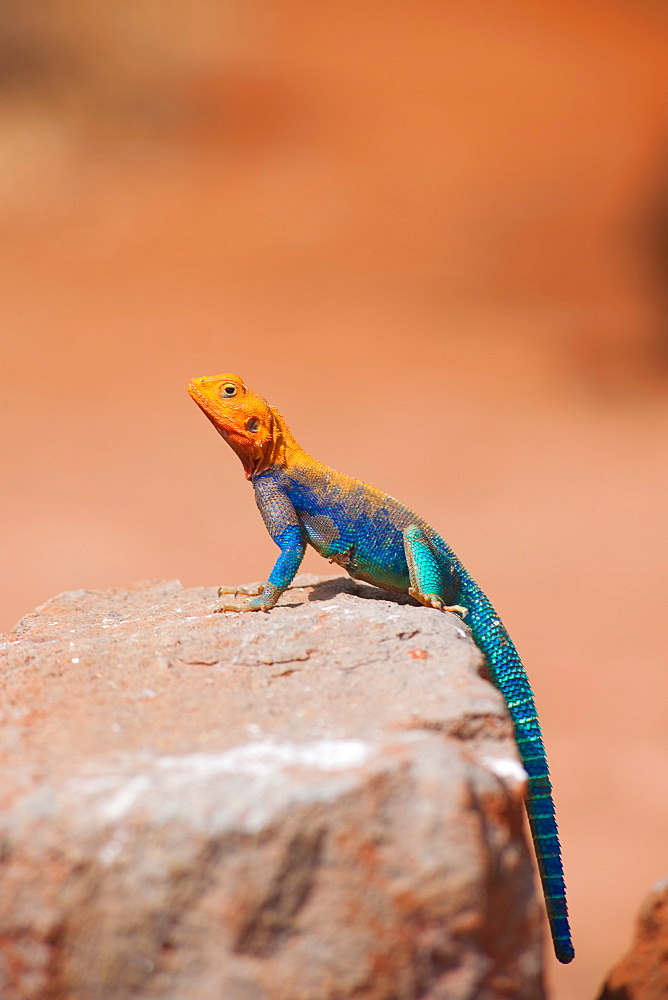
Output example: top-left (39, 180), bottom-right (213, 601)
top-left (459, 573), bottom-right (575, 964)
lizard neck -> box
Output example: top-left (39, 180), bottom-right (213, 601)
top-left (256, 405), bottom-right (308, 475)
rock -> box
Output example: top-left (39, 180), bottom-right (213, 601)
top-left (597, 878), bottom-right (668, 1000)
top-left (0, 575), bottom-right (544, 1000)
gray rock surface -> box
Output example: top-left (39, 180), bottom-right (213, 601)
top-left (0, 575), bottom-right (544, 999)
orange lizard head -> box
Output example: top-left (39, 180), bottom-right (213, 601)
top-left (188, 373), bottom-right (299, 480)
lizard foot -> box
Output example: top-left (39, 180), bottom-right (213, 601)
top-left (215, 583), bottom-right (280, 614)
top-left (216, 583), bottom-right (266, 611)
top-left (409, 588), bottom-right (468, 617)
top-left (216, 601), bottom-right (267, 613)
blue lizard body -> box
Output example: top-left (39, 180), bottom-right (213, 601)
top-left (188, 372), bottom-right (575, 964)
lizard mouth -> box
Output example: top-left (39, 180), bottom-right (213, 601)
top-left (188, 380), bottom-right (260, 479)
top-left (189, 382), bottom-right (239, 433)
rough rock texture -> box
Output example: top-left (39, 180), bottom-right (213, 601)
top-left (597, 878), bottom-right (668, 1000)
top-left (0, 575), bottom-right (544, 1000)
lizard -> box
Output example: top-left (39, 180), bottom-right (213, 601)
top-left (188, 371), bottom-right (575, 964)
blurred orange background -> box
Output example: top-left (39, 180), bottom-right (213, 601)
top-left (1, 1), bottom-right (668, 996)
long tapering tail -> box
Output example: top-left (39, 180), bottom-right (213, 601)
top-left (460, 574), bottom-right (575, 964)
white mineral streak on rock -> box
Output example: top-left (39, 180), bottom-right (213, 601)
top-left (98, 775), bottom-right (151, 822)
top-left (68, 740), bottom-right (372, 829)
top-left (153, 738), bottom-right (371, 778)
top-left (480, 755), bottom-right (528, 789)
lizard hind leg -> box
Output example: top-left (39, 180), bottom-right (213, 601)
top-left (403, 525), bottom-right (467, 617)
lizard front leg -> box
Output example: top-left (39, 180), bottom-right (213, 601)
top-left (218, 525), bottom-right (305, 612)
top-left (218, 479), bottom-right (306, 613)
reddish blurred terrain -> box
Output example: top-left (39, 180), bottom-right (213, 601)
top-left (1, 2), bottom-right (667, 997)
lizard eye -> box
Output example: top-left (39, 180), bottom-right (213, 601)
top-left (220, 382), bottom-right (237, 398)
top-left (246, 417), bottom-right (260, 432)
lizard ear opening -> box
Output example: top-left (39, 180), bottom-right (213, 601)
top-left (246, 417), bottom-right (260, 433)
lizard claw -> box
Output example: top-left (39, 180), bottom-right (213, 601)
top-left (442, 603), bottom-right (468, 618)
top-left (409, 588), bottom-right (468, 617)
top-left (216, 583), bottom-right (266, 610)
top-left (217, 583), bottom-right (265, 599)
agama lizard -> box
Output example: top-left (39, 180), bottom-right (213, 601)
top-left (188, 371), bottom-right (574, 964)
